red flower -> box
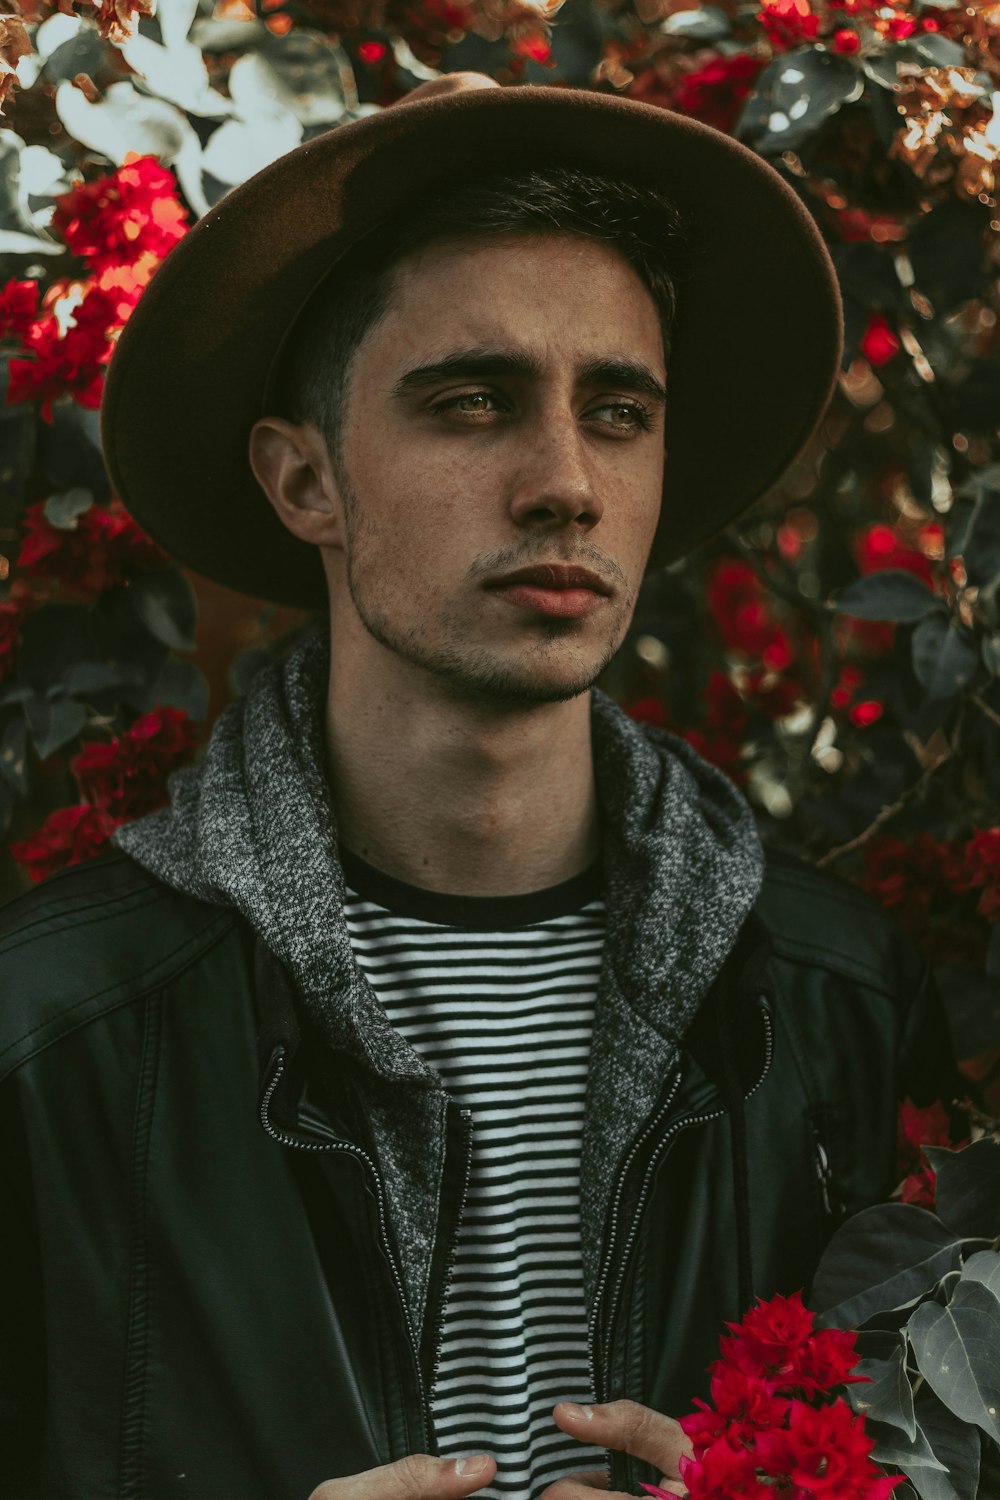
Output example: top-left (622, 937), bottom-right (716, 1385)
top-left (853, 522), bottom-right (935, 587)
top-left (757, 0), bottom-right (820, 48)
top-left (16, 497), bottom-right (167, 597)
top-left (718, 1289), bottom-right (817, 1384)
top-left (787, 1325), bottom-right (867, 1397)
top-left (897, 1095), bottom-right (955, 1171)
top-left (672, 52), bottom-right (766, 134)
top-left (832, 25), bottom-right (861, 51)
top-left (678, 1439), bottom-right (772, 1498)
top-left (0, 278), bottom-right (40, 341)
top-left (71, 706), bottom-right (198, 818)
top-left (50, 155), bottom-right (188, 275)
top-left (955, 826), bottom-right (1000, 923)
top-left (9, 804), bottom-right (124, 884)
top-left (624, 697), bottom-right (669, 729)
top-left (861, 313), bottom-right (901, 366)
top-left (706, 558), bottom-right (783, 658)
top-left (755, 1398), bottom-right (903, 1496)
top-left (5, 281), bottom-right (121, 423)
top-left (863, 833), bottom-right (970, 934)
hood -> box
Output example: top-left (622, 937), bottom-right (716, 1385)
top-left (112, 623), bottom-right (766, 1331)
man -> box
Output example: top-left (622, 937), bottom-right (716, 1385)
top-left (1, 75), bottom-right (956, 1500)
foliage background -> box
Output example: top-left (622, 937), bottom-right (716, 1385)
top-left (0, 0), bottom-right (999, 1111)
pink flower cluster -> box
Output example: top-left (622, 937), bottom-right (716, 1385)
top-left (643, 1291), bottom-right (902, 1499)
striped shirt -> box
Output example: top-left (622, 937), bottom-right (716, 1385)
top-left (340, 845), bottom-right (609, 1500)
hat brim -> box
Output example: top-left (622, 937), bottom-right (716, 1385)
top-left (100, 85), bottom-right (843, 609)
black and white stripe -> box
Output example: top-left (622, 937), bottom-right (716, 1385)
top-left (341, 848), bottom-right (608, 1500)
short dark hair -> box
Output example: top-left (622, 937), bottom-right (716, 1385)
top-left (268, 165), bottom-right (692, 469)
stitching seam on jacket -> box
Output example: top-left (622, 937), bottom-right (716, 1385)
top-left (118, 989), bottom-right (163, 1500)
top-left (0, 916), bottom-right (235, 1072)
top-left (0, 882), bottom-right (168, 952)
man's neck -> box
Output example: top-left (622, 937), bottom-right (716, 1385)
top-left (323, 668), bottom-right (600, 899)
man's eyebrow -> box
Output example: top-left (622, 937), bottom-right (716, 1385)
top-left (389, 347), bottom-right (667, 406)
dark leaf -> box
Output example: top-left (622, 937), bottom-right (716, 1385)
top-left (863, 33), bottom-right (967, 89)
top-left (835, 570), bottom-right (941, 622)
top-left (866, 1415), bottom-right (948, 1476)
top-left (983, 635), bottom-right (1000, 676)
top-left (909, 1280), bottom-right (1000, 1441)
top-left (662, 5), bottom-right (730, 39)
top-left (810, 1203), bottom-right (963, 1329)
top-left (0, 712), bottom-right (29, 796)
top-left (909, 204), bottom-right (993, 317)
top-left (951, 470), bottom-right (1000, 587)
top-left (736, 50), bottom-right (864, 155)
top-left (923, 1141), bottom-right (1000, 1240)
top-left (139, 656), bottom-right (209, 722)
top-left (0, 777), bottom-right (12, 838)
top-left (907, 1386), bottom-right (981, 1500)
top-left (23, 695), bottom-right (88, 760)
top-left (127, 569), bottom-right (197, 653)
top-left (848, 1339), bottom-right (916, 1440)
top-left (911, 617), bottom-right (980, 701)
top-left (54, 661), bottom-right (145, 698)
top-left (960, 1251), bottom-right (1000, 1300)
top-left (43, 487), bottom-right (93, 531)
top-left (931, 963), bottom-right (1000, 1058)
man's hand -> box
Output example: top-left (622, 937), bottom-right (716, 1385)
top-left (308, 1452), bottom-right (497, 1500)
top-left (540, 1400), bottom-right (694, 1500)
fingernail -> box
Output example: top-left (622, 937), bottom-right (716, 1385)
top-left (561, 1402), bottom-right (593, 1421)
top-left (455, 1455), bottom-right (491, 1477)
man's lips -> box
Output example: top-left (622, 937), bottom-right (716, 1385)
top-left (485, 564), bottom-right (611, 595)
top-left (483, 565), bottom-right (613, 618)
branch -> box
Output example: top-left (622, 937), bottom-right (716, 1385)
top-left (814, 734), bottom-right (956, 869)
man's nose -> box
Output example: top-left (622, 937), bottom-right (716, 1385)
top-left (507, 413), bottom-right (604, 533)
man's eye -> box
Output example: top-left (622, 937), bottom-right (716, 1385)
top-left (592, 401), bottom-right (654, 432)
top-left (431, 392), bottom-right (502, 416)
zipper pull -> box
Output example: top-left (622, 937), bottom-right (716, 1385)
top-left (812, 1129), bottom-right (843, 1221)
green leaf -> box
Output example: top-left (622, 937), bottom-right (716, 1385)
top-left (866, 1415), bottom-right (948, 1475)
top-left (834, 570), bottom-right (941, 623)
top-left (912, 616), bottom-right (980, 701)
top-left (810, 1203), bottom-right (964, 1329)
top-left (923, 1141), bottom-right (1000, 1240)
top-left (0, 713), bottom-right (29, 796)
top-left (55, 661), bottom-right (145, 698)
top-left (23, 695), bottom-right (88, 760)
top-left (848, 1339), bottom-right (916, 1440)
top-left (960, 1251), bottom-right (1000, 1299)
top-left (909, 1280), bottom-right (1000, 1441)
top-left (127, 569), bottom-right (197, 653)
top-left (907, 1386), bottom-right (981, 1500)
top-left (982, 635), bottom-right (1000, 677)
top-left (737, 49), bottom-right (864, 155)
top-left (43, 487), bottom-right (93, 531)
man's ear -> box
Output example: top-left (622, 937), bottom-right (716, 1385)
top-left (248, 416), bottom-right (346, 549)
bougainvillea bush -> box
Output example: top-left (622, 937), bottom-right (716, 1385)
top-left (807, 1099), bottom-right (1000, 1498)
top-left (0, 0), bottom-right (998, 1094)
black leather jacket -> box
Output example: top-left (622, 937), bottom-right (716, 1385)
top-left (0, 846), bottom-right (957, 1500)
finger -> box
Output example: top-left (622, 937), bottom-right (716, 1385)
top-left (539, 1479), bottom-right (625, 1500)
top-left (553, 1401), bottom-right (692, 1480)
top-left (308, 1451), bottom-right (497, 1500)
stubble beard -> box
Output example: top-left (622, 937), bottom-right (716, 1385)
top-left (337, 471), bottom-right (632, 708)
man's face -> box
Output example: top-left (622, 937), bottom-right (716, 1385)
top-left (324, 229), bottom-right (666, 707)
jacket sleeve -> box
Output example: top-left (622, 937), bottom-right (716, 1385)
top-left (0, 1076), bottom-right (46, 1498)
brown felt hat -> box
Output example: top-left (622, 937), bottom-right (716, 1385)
top-left (100, 75), bottom-right (844, 610)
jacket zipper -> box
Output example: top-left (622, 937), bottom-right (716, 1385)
top-left (588, 1000), bottom-right (775, 1409)
top-left (427, 1107), bottom-right (474, 1416)
top-left (258, 1048), bottom-right (430, 1451)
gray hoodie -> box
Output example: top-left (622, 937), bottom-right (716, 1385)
top-left (112, 624), bottom-right (765, 1339)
